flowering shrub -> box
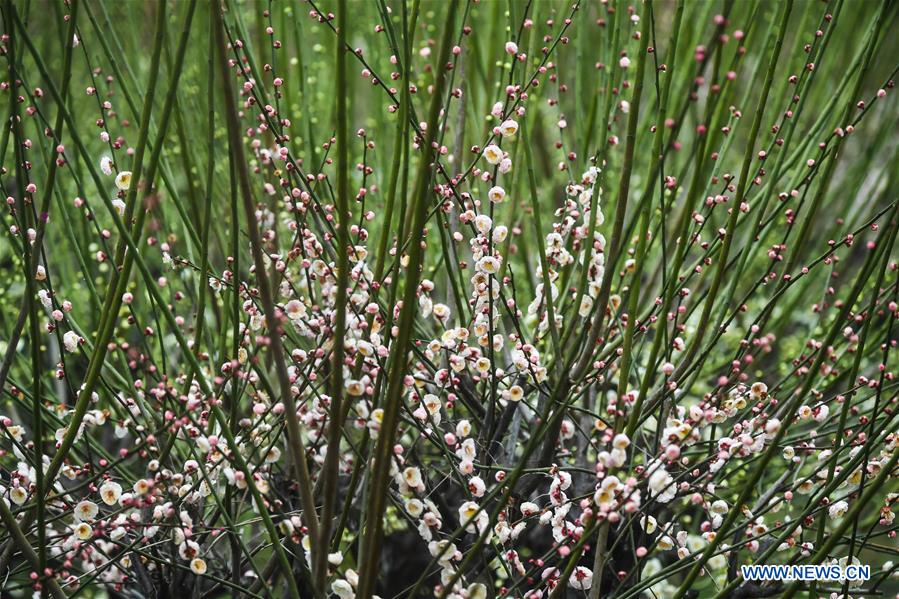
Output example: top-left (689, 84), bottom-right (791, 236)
top-left (1, 0), bottom-right (898, 598)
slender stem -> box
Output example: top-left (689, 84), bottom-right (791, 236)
top-left (572, 0), bottom-right (653, 380)
top-left (355, 3), bottom-right (459, 595)
top-left (213, 4), bottom-right (317, 597)
top-left (315, 0), bottom-right (351, 589)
